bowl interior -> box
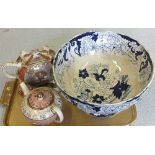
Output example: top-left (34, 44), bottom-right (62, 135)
top-left (54, 32), bottom-right (153, 105)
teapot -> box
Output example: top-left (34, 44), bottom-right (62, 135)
top-left (20, 82), bottom-right (64, 125)
top-left (2, 47), bottom-right (55, 86)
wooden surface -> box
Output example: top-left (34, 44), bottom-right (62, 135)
top-left (0, 80), bottom-right (137, 126)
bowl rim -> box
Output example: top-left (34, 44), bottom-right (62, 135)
top-left (53, 31), bottom-right (154, 106)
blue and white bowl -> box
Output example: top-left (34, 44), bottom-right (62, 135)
top-left (53, 31), bottom-right (154, 117)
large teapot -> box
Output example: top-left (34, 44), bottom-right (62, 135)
top-left (2, 47), bottom-right (55, 86)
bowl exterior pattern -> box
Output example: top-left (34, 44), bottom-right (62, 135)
top-left (54, 31), bottom-right (154, 117)
top-left (62, 90), bottom-right (144, 117)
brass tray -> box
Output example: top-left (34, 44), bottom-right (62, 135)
top-left (0, 80), bottom-right (137, 126)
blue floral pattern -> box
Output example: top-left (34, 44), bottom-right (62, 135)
top-left (79, 68), bottom-right (89, 79)
top-left (53, 31), bottom-right (154, 117)
top-left (93, 68), bottom-right (108, 81)
top-left (110, 75), bottom-right (130, 99)
top-left (92, 94), bottom-right (105, 104)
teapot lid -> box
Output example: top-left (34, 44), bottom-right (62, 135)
top-left (21, 87), bottom-right (62, 121)
top-left (22, 49), bottom-right (52, 65)
top-left (28, 88), bottom-right (54, 110)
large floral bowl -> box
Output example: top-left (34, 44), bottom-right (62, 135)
top-left (53, 31), bottom-right (154, 117)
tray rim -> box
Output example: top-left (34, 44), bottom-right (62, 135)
top-left (3, 80), bottom-right (18, 126)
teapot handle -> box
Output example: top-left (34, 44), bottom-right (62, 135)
top-left (53, 106), bottom-right (64, 123)
top-left (19, 82), bottom-right (29, 96)
top-left (2, 62), bottom-right (22, 79)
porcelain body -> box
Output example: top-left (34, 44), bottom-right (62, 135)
top-left (3, 47), bottom-right (55, 86)
top-left (53, 31), bottom-right (154, 117)
top-left (21, 85), bottom-right (64, 125)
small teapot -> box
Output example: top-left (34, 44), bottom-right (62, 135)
top-left (20, 82), bottom-right (64, 125)
top-left (2, 47), bottom-right (55, 86)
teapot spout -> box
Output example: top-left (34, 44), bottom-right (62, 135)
top-left (20, 82), bottom-right (29, 96)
